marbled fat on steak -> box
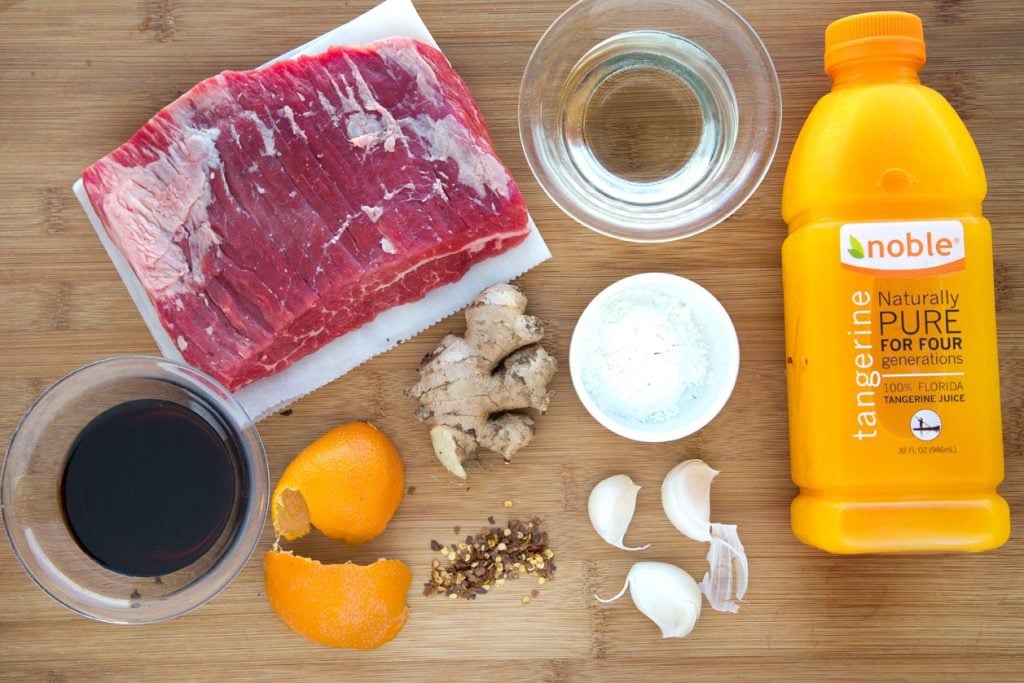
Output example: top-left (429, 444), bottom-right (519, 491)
top-left (82, 37), bottom-right (529, 390)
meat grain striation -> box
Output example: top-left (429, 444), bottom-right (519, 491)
top-left (82, 37), bottom-right (529, 389)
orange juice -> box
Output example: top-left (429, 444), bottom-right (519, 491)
top-left (781, 11), bottom-right (1008, 553)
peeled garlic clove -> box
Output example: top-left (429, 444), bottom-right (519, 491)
top-left (588, 474), bottom-right (650, 551)
top-left (596, 562), bottom-right (702, 638)
top-left (661, 460), bottom-right (749, 612)
top-left (661, 459), bottom-right (719, 543)
top-left (700, 523), bottom-right (749, 613)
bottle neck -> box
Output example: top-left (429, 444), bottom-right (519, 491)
top-left (829, 58), bottom-right (921, 89)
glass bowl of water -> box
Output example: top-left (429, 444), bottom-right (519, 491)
top-left (519, 0), bottom-right (781, 242)
top-left (1, 356), bottom-right (268, 623)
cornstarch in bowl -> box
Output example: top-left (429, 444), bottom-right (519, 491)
top-left (570, 273), bottom-right (739, 441)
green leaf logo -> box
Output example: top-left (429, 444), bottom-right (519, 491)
top-left (847, 235), bottom-right (865, 259)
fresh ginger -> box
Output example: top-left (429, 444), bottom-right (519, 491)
top-left (407, 284), bottom-right (557, 479)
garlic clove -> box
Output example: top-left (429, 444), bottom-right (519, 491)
top-left (596, 562), bottom-right (702, 638)
top-left (661, 459), bottom-right (719, 543)
top-left (700, 523), bottom-right (748, 613)
top-left (660, 459), bottom-right (749, 613)
top-left (588, 474), bottom-right (651, 551)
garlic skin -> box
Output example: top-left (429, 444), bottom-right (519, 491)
top-left (701, 523), bottom-right (749, 613)
top-left (661, 459), bottom-right (719, 543)
top-left (596, 562), bottom-right (702, 638)
top-left (588, 474), bottom-right (650, 551)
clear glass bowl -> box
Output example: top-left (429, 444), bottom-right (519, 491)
top-left (1, 356), bottom-right (268, 624)
top-left (519, 0), bottom-right (781, 242)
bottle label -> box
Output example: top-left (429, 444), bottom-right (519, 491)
top-left (840, 220), bottom-right (965, 276)
top-left (784, 213), bottom-right (1002, 504)
top-left (837, 220), bottom-right (968, 448)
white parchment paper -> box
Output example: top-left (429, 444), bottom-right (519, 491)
top-left (72, 0), bottom-right (550, 421)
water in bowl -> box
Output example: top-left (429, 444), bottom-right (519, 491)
top-left (560, 30), bottom-right (738, 206)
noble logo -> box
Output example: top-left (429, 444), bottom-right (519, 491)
top-left (839, 221), bottom-right (965, 276)
top-left (847, 235), bottom-right (865, 259)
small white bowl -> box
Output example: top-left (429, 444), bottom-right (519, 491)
top-left (569, 273), bottom-right (739, 441)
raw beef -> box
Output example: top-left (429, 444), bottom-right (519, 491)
top-left (82, 37), bottom-right (530, 390)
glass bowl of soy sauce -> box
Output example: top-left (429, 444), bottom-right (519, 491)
top-left (1, 356), bottom-right (268, 624)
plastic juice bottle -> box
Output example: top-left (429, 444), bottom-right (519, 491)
top-left (781, 11), bottom-right (1009, 553)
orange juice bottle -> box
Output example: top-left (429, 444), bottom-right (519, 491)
top-left (781, 11), bottom-right (1009, 553)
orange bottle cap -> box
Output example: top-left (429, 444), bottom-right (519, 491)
top-left (824, 11), bottom-right (926, 76)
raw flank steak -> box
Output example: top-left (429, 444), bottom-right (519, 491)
top-left (82, 37), bottom-right (530, 390)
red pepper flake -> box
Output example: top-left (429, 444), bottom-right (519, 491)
top-left (423, 517), bottom-right (555, 600)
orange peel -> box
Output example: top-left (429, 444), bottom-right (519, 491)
top-left (271, 422), bottom-right (404, 546)
top-left (265, 422), bottom-right (410, 649)
top-left (264, 549), bottom-right (411, 650)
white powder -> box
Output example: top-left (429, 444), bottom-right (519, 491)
top-left (579, 286), bottom-right (709, 424)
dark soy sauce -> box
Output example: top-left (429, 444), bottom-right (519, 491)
top-left (60, 399), bottom-right (238, 577)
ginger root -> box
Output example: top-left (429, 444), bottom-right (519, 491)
top-left (406, 284), bottom-right (557, 479)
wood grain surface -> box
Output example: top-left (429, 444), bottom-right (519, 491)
top-left (1, 0), bottom-right (1022, 680)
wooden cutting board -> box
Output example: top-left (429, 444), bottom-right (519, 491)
top-left (1, 0), bottom-right (1021, 679)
